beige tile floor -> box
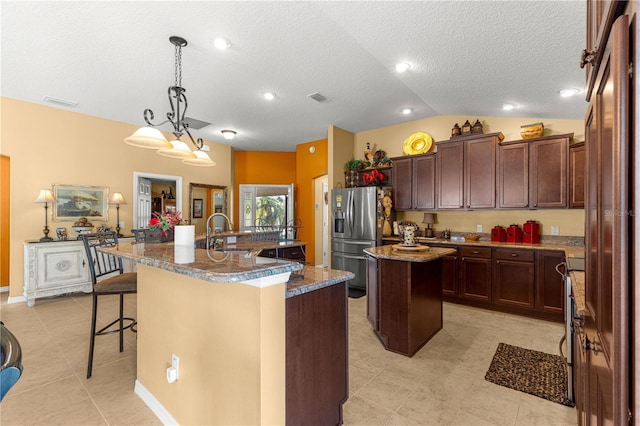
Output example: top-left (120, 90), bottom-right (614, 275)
top-left (0, 292), bottom-right (577, 426)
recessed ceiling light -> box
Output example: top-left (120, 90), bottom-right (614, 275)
top-left (395, 62), bottom-right (411, 73)
top-left (262, 92), bottom-right (276, 100)
top-left (502, 103), bottom-right (517, 111)
top-left (221, 130), bottom-right (236, 140)
top-left (402, 108), bottom-right (413, 115)
top-left (213, 37), bottom-right (230, 50)
top-left (559, 88), bottom-right (581, 97)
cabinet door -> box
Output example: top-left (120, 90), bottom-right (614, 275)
top-left (465, 136), bottom-right (496, 209)
top-left (365, 255), bottom-right (379, 330)
top-left (440, 254), bottom-right (458, 297)
top-left (497, 143), bottom-right (529, 208)
top-left (413, 154), bottom-right (435, 209)
top-left (35, 243), bottom-right (90, 289)
top-left (493, 259), bottom-right (535, 309)
top-left (535, 251), bottom-right (565, 316)
top-left (569, 143), bottom-right (586, 208)
top-left (392, 157), bottom-right (412, 211)
top-left (530, 137), bottom-right (568, 208)
top-left (459, 257), bottom-right (491, 301)
top-left (436, 141), bottom-right (464, 209)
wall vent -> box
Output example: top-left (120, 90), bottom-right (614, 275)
top-left (307, 92), bottom-right (330, 103)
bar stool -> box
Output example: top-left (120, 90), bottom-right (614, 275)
top-left (79, 232), bottom-right (137, 379)
top-left (131, 228), bottom-right (146, 242)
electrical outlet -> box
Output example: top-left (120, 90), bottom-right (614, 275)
top-left (476, 224), bottom-right (483, 233)
top-left (551, 226), bottom-right (559, 236)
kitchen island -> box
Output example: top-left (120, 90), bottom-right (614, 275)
top-left (100, 241), bottom-right (353, 426)
top-left (364, 245), bottom-right (456, 357)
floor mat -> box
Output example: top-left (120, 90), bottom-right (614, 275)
top-left (485, 342), bottom-right (574, 407)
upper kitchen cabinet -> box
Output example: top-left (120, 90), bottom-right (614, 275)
top-left (436, 133), bottom-right (502, 209)
top-left (391, 153), bottom-right (435, 211)
top-left (497, 133), bottom-right (572, 209)
top-left (583, 0), bottom-right (627, 100)
top-left (569, 142), bottom-right (585, 208)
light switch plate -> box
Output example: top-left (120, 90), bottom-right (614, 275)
top-left (551, 226), bottom-right (559, 235)
top-left (476, 225), bottom-right (483, 233)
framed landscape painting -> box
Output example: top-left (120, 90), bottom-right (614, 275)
top-left (52, 184), bottom-right (109, 221)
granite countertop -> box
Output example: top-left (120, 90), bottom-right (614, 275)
top-left (100, 242), bottom-right (352, 298)
top-left (364, 245), bottom-right (456, 262)
top-left (570, 270), bottom-right (586, 316)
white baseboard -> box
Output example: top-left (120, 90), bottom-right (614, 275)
top-left (134, 380), bottom-right (178, 426)
top-left (7, 295), bottom-right (26, 304)
top-left (0, 286), bottom-right (8, 293)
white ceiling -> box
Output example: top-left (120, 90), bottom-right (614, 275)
top-left (1, 1), bottom-right (587, 152)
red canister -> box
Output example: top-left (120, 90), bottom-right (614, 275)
top-left (491, 226), bottom-right (506, 242)
top-left (507, 224), bottom-right (522, 243)
top-left (523, 220), bottom-right (540, 244)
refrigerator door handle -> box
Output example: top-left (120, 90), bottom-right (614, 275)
top-left (347, 190), bottom-right (354, 235)
top-left (340, 253), bottom-right (366, 260)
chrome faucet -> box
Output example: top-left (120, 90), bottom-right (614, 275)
top-left (206, 213), bottom-right (233, 250)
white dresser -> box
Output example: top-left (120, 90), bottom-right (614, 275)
top-left (23, 238), bottom-right (134, 307)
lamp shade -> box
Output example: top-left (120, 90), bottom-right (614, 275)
top-left (33, 189), bottom-right (56, 203)
top-left (109, 192), bottom-right (127, 205)
top-left (182, 150), bottom-right (216, 166)
top-left (124, 127), bottom-right (172, 149)
top-left (422, 213), bottom-right (435, 224)
top-left (157, 139), bottom-right (197, 159)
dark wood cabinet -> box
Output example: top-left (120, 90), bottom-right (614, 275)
top-left (459, 246), bottom-right (492, 301)
top-left (259, 244), bottom-right (306, 262)
top-left (365, 254), bottom-right (379, 330)
top-left (569, 142), bottom-right (585, 208)
top-left (535, 250), bottom-right (565, 315)
top-left (493, 249), bottom-right (535, 309)
top-left (430, 244), bottom-right (458, 296)
top-left (391, 153), bottom-right (435, 211)
top-left (436, 133), bottom-right (500, 209)
top-left (286, 282), bottom-right (348, 425)
top-left (497, 134), bottom-right (571, 209)
top-left (497, 142), bottom-right (529, 208)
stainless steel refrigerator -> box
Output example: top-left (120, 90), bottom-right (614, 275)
top-left (331, 186), bottom-right (386, 291)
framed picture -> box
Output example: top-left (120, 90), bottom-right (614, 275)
top-left (52, 184), bottom-right (109, 222)
top-left (192, 198), bottom-right (203, 219)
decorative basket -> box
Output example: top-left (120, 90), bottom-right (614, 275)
top-left (520, 122), bottom-right (544, 139)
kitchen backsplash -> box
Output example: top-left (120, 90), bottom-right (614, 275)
top-left (399, 209), bottom-right (585, 238)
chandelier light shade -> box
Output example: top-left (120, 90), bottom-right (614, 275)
top-left (108, 192), bottom-right (127, 236)
top-left (124, 127), bottom-right (172, 149)
top-left (183, 150), bottom-right (216, 166)
top-left (33, 189), bottom-right (56, 241)
top-left (123, 35), bottom-right (215, 166)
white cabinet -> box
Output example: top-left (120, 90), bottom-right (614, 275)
top-left (23, 238), bottom-right (136, 306)
top-left (24, 240), bottom-right (92, 306)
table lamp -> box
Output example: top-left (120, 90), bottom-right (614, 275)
top-left (109, 192), bottom-right (127, 237)
top-left (422, 213), bottom-right (435, 238)
top-left (33, 189), bottom-right (56, 242)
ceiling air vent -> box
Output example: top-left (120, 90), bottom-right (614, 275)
top-left (307, 92), bottom-right (330, 103)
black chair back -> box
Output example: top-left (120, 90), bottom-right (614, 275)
top-left (79, 232), bottom-right (123, 284)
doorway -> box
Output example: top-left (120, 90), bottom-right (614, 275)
top-left (133, 172), bottom-right (182, 229)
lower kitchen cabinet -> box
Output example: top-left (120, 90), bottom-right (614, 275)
top-left (493, 248), bottom-right (535, 309)
top-left (535, 250), bottom-right (565, 315)
top-left (459, 246), bottom-right (492, 302)
top-left (430, 244), bottom-right (458, 296)
top-left (259, 244), bottom-right (306, 262)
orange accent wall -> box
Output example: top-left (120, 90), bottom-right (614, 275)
top-left (1, 155), bottom-right (10, 287)
top-left (234, 151), bottom-right (296, 227)
top-left (295, 139), bottom-right (328, 264)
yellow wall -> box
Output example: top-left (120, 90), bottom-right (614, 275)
top-left (352, 115), bottom-right (586, 237)
top-left (234, 151), bottom-right (296, 227)
top-left (295, 139), bottom-right (328, 264)
top-left (1, 155), bottom-right (10, 286)
top-left (1, 97), bottom-right (233, 298)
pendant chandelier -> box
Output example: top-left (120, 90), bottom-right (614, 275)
top-left (124, 36), bottom-right (215, 167)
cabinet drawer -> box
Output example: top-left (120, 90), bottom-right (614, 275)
top-left (494, 248), bottom-right (534, 262)
top-left (281, 246), bottom-right (305, 261)
top-left (260, 248), bottom-right (277, 258)
top-left (460, 246), bottom-right (492, 259)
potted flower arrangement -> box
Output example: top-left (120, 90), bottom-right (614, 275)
top-left (146, 211), bottom-right (186, 242)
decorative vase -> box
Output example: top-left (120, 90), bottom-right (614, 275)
top-left (145, 229), bottom-right (174, 243)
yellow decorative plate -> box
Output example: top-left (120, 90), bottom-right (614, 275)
top-left (403, 132), bottom-right (433, 155)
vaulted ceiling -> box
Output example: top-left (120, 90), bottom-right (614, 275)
top-left (1, 1), bottom-right (586, 152)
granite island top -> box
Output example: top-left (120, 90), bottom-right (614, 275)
top-left (100, 241), bottom-right (353, 298)
top-left (364, 245), bottom-right (456, 262)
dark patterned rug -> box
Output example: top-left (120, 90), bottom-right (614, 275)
top-left (485, 343), bottom-right (574, 406)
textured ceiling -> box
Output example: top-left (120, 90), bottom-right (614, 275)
top-left (1, 1), bottom-right (587, 152)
